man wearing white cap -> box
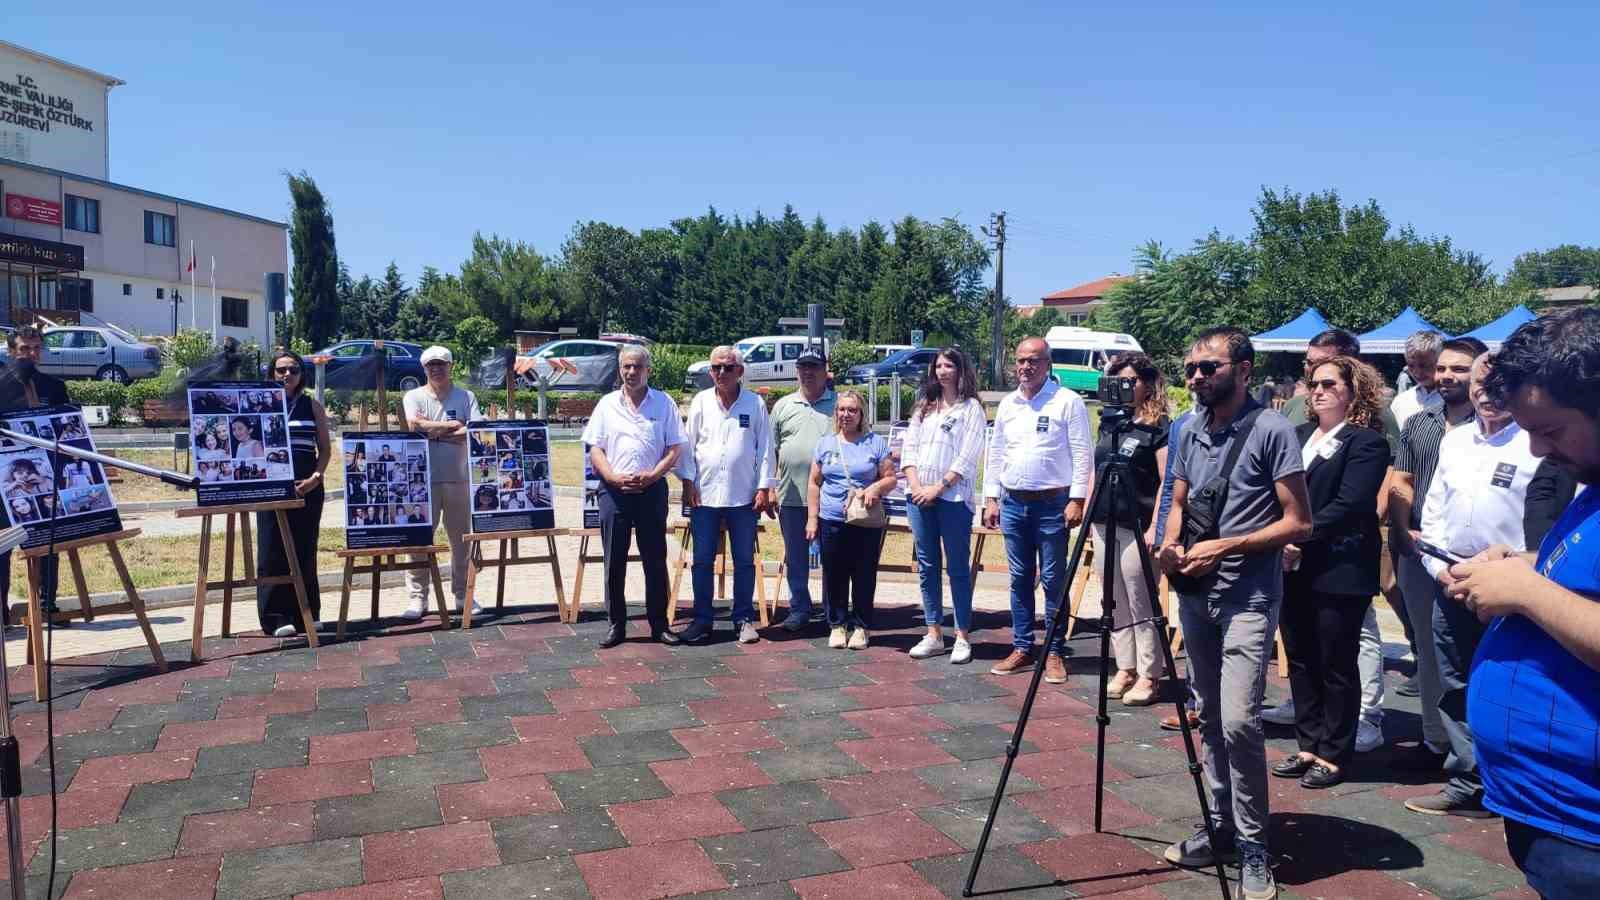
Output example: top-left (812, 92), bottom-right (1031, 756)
top-left (402, 346), bottom-right (480, 617)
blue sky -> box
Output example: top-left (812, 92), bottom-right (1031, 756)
top-left (13, 2), bottom-right (1599, 312)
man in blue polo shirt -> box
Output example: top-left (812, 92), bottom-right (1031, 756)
top-left (1446, 307), bottom-right (1600, 898)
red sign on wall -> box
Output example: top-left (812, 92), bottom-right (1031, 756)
top-left (4, 194), bottom-right (63, 227)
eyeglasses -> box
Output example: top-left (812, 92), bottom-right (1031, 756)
top-left (1183, 360), bottom-right (1230, 378)
top-left (709, 364), bottom-right (741, 373)
top-left (274, 365), bottom-right (301, 375)
top-left (1309, 378), bottom-right (1342, 392)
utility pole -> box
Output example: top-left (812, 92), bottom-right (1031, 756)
top-left (987, 211), bottom-right (1007, 389)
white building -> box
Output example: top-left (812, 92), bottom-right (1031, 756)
top-left (0, 40), bottom-right (285, 348)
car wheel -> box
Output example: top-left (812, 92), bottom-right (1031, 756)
top-left (398, 375), bottom-right (421, 391)
top-left (96, 365), bottom-right (129, 385)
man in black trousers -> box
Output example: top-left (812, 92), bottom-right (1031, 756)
top-left (0, 326), bottom-right (69, 626)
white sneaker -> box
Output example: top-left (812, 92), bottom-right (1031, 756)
top-left (738, 621), bottom-right (760, 644)
top-left (829, 626), bottom-right (848, 649)
top-left (848, 628), bottom-right (869, 650)
top-left (399, 600), bottom-right (426, 621)
top-left (456, 601), bottom-right (484, 617)
top-left (1355, 720), bottom-right (1383, 753)
top-left (1261, 700), bottom-right (1296, 726)
top-left (950, 638), bottom-right (972, 665)
top-left (909, 634), bottom-right (946, 659)
top-left (272, 624), bottom-right (297, 637)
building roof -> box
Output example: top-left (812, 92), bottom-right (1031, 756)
top-left (1041, 275), bottom-right (1132, 305)
top-left (0, 157), bottom-right (285, 229)
top-left (0, 40), bottom-right (125, 87)
top-left (1536, 285), bottom-right (1596, 305)
top-left (1013, 304), bottom-right (1044, 319)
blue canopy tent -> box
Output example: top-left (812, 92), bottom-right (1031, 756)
top-left (1457, 305), bottom-right (1536, 351)
top-left (1249, 308), bottom-right (1331, 353)
top-left (1357, 306), bottom-right (1444, 354)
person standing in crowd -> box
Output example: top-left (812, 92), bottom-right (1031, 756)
top-left (1386, 338), bottom-right (1483, 771)
top-left (1404, 349), bottom-right (1551, 818)
top-left (902, 347), bottom-right (987, 664)
top-left (678, 346), bottom-right (775, 644)
top-left (1155, 403), bottom-right (1200, 733)
top-left (807, 391), bottom-right (895, 650)
top-left (1273, 357), bottom-right (1390, 789)
top-left (771, 347), bottom-right (836, 631)
top-left (1265, 328), bottom-right (1395, 754)
top-left (401, 346), bottom-right (481, 619)
top-left (1158, 326), bottom-right (1311, 900)
top-left (584, 346), bottom-right (685, 649)
top-left (0, 326), bottom-right (68, 626)
top-left (257, 352), bottom-right (331, 637)
top-left (1391, 331), bottom-right (1444, 429)
top-left (984, 337), bottom-right (1091, 684)
top-left (1445, 307), bottom-right (1599, 897)
top-left (1381, 330), bottom-right (1445, 697)
top-left (1088, 352), bottom-right (1171, 705)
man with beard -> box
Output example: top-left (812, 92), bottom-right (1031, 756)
top-left (1158, 327), bottom-right (1310, 900)
top-left (1387, 337), bottom-right (1485, 774)
top-left (0, 326), bottom-right (69, 626)
top-left (1443, 307), bottom-right (1600, 896)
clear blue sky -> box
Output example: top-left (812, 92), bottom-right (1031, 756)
top-left (13, 2), bottom-right (1599, 312)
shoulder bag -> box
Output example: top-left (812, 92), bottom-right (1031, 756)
top-left (1168, 409), bottom-right (1262, 594)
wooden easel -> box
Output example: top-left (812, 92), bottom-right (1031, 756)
top-left (568, 527), bottom-right (641, 624)
top-left (179, 498), bottom-right (317, 661)
top-left (461, 528), bottom-right (568, 628)
top-left (667, 519), bottom-right (770, 627)
top-left (335, 544), bottom-right (453, 638)
top-left (20, 528), bottom-right (167, 699)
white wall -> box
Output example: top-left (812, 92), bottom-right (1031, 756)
top-left (0, 45), bottom-right (111, 180)
top-left (76, 271), bottom-right (268, 346)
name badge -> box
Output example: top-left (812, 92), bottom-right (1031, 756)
top-left (1542, 540), bottom-right (1567, 576)
top-left (1491, 462), bottom-right (1517, 489)
top-left (940, 417), bottom-right (957, 434)
top-left (738, 414), bottom-right (750, 429)
top-left (445, 409), bottom-right (458, 421)
top-left (1036, 415), bottom-right (1050, 434)
top-left (1317, 438), bottom-right (1342, 460)
top-left (1119, 436), bottom-right (1142, 455)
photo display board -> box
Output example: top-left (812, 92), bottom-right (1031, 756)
top-left (468, 420), bottom-right (555, 532)
top-left (342, 432), bottom-right (434, 549)
top-left (0, 405), bottom-right (121, 548)
top-left (189, 382), bottom-right (296, 506)
top-left (884, 420), bottom-right (909, 519)
top-left (582, 444), bottom-right (600, 529)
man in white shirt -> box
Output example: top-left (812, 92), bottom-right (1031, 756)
top-left (678, 346), bottom-right (776, 644)
top-left (982, 337), bottom-right (1091, 685)
top-left (1390, 330), bottom-right (1445, 429)
top-left (582, 346), bottom-right (686, 649)
top-left (401, 346), bottom-right (481, 618)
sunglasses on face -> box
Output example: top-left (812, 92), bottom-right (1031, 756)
top-left (709, 364), bottom-right (741, 373)
top-left (274, 365), bottom-right (301, 375)
top-left (1309, 378), bottom-right (1342, 392)
top-left (1183, 360), bottom-right (1229, 378)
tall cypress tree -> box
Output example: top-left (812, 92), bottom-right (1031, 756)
top-left (286, 172), bottom-right (341, 350)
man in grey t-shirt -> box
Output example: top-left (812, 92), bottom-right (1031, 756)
top-left (1157, 327), bottom-right (1311, 898)
top-left (401, 346), bottom-right (481, 618)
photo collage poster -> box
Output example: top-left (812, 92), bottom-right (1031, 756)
top-left (0, 405), bottom-right (121, 548)
top-left (582, 444), bottom-right (600, 529)
top-left (342, 432), bottom-right (434, 549)
top-left (884, 420), bottom-right (909, 518)
top-left (188, 382), bottom-right (296, 506)
top-left (468, 419), bottom-right (555, 532)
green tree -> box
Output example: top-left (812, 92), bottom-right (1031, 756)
top-left (561, 221), bottom-right (644, 336)
top-left (286, 171), bottom-right (340, 349)
top-left (458, 234), bottom-right (563, 337)
top-left (1506, 244), bottom-right (1600, 289)
top-left (447, 316), bottom-right (500, 373)
top-left (395, 266), bottom-right (453, 346)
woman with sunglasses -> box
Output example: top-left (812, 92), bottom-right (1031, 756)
top-left (256, 351), bottom-right (331, 638)
top-left (1272, 356), bottom-right (1390, 789)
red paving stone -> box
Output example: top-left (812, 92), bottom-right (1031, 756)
top-left (479, 737), bottom-right (592, 778)
top-left (1020, 833), bottom-right (1185, 897)
top-left (574, 839), bottom-right (729, 900)
top-left (12, 704), bottom-right (118, 736)
top-left (840, 682), bottom-right (945, 710)
top-left (310, 727), bottom-right (419, 765)
top-left (252, 761), bottom-right (373, 806)
top-left (437, 774), bottom-right (563, 821)
top-left (570, 662), bottom-right (658, 686)
top-left (366, 697), bottom-right (464, 730)
top-left (840, 706), bottom-right (952, 738)
top-left (790, 861), bottom-right (946, 899)
top-left (294, 876), bottom-right (445, 900)
top-left (850, 659), bottom-right (941, 683)
top-left (607, 793), bottom-right (744, 844)
top-left (155, 715), bottom-right (268, 750)
top-left (548, 685), bottom-right (641, 713)
top-left (510, 710), bottom-right (614, 741)
top-left (816, 770), bottom-right (946, 817)
top-left (1002, 713), bottom-right (1117, 749)
top-left (602, 640), bottom-right (677, 663)
top-left (0, 785), bottom-right (129, 858)
top-left (1014, 748), bottom-right (1131, 790)
top-left (811, 810), bottom-right (962, 867)
top-left (60, 852), bottom-right (221, 900)
top-left (362, 820), bottom-right (500, 881)
top-left (836, 735), bottom-right (959, 772)
top-left (1013, 785), bottom-right (1157, 836)
top-left (1292, 868), bottom-right (1444, 899)
top-left (404, 675), bottom-right (500, 699)
top-left (75, 678), bottom-right (182, 709)
top-left (648, 754), bottom-right (774, 795)
top-left (176, 802), bottom-right (315, 855)
top-left (1005, 688), bottom-right (1094, 718)
top-left (687, 694), bottom-right (781, 725)
top-left (669, 722), bottom-right (784, 756)
top-left (70, 750), bottom-right (196, 789)
top-left (216, 688), bottom-right (318, 718)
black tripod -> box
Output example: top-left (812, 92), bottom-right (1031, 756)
top-left (963, 410), bottom-right (1229, 899)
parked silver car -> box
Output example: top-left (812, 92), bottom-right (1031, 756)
top-left (2, 326), bottom-right (164, 383)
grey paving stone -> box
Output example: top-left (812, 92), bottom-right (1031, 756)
top-left (1104, 739), bottom-right (1199, 778)
top-left (926, 701), bottom-right (1023, 729)
top-left (1310, 789), bottom-right (1458, 840)
top-left (602, 703), bottom-right (702, 734)
top-left (0, 873), bottom-right (68, 900)
top-left (12, 688), bottom-right (85, 715)
top-left (414, 719), bottom-right (519, 753)
top-left (684, 884), bottom-right (799, 900)
top-left (461, 690), bottom-right (556, 720)
top-left (215, 838), bottom-right (363, 899)
top-left (631, 678), bottom-right (721, 704)
top-left (178, 672), bottom-right (279, 698)
top-left (929, 725), bottom-right (1032, 762)
top-left (315, 683), bottom-right (408, 709)
top-left (785, 667), bottom-right (872, 690)
top-left (442, 857), bottom-right (592, 900)
top-left (397, 642), bottom-right (476, 662)
top-left (580, 730), bottom-right (689, 767)
top-left (748, 745), bottom-right (866, 783)
top-left (761, 715), bottom-right (866, 748)
top-left (194, 737), bottom-right (309, 777)
top-left (313, 786), bottom-right (443, 839)
top-left (110, 698), bottom-right (221, 728)
top-left (265, 708), bottom-right (368, 742)
top-left (911, 848), bottom-right (1069, 899)
top-left (492, 807), bottom-right (627, 861)
top-left (362, 660), bottom-right (449, 684)
top-left (229, 651), bottom-right (319, 674)
top-left (915, 799), bottom-right (1059, 850)
top-left (121, 771), bottom-right (253, 819)
top-left (492, 668), bottom-right (577, 693)
top-left (543, 636), bottom-right (604, 656)
top-left (915, 676), bottom-right (1012, 702)
top-left (371, 748), bottom-right (485, 791)
top-left (766, 689), bottom-right (862, 718)
top-left (20, 758), bottom-right (80, 797)
top-left (547, 764), bottom-right (671, 809)
top-left (52, 724), bottom-right (162, 761)
top-left (700, 826), bottom-right (848, 886)
top-left (27, 817), bottom-right (180, 874)
top-left (717, 782), bottom-right (848, 830)
top-left (1105, 771), bottom-right (1208, 823)
top-left (915, 758), bottom-right (1042, 802)
top-left (1385, 835), bottom-right (1526, 899)
top-left (784, 648), bottom-right (860, 668)
top-left (648, 657), bottom-right (734, 680)
top-left (525, 651), bottom-right (600, 672)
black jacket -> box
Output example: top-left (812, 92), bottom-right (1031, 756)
top-left (1287, 421), bottom-right (1391, 597)
top-left (1524, 458), bottom-right (1578, 551)
top-left (0, 367), bottom-right (69, 412)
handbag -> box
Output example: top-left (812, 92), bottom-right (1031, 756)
top-left (837, 436), bottom-right (887, 528)
top-left (1167, 409), bottom-right (1262, 595)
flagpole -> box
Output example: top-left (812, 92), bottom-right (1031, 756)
top-left (210, 257), bottom-right (218, 342)
top-left (189, 240), bottom-right (196, 330)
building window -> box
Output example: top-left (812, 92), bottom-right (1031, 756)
top-left (59, 278), bottom-right (94, 313)
top-left (122, 283), bottom-right (131, 296)
top-left (221, 296), bottom-right (248, 328)
top-left (144, 211), bottom-right (176, 247)
top-left (156, 287), bottom-right (164, 300)
top-left (65, 195), bottom-right (100, 233)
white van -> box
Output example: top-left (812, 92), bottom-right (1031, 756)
top-left (684, 335), bottom-right (831, 389)
top-left (1043, 326), bottom-right (1144, 396)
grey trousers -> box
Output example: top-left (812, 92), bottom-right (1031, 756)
top-left (1179, 596), bottom-right (1279, 847)
top-left (1434, 583), bottom-right (1486, 802)
top-left (1358, 605), bottom-right (1385, 729)
top-left (1395, 553), bottom-right (1447, 748)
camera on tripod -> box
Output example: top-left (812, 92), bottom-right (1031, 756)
top-left (1098, 374), bottom-right (1138, 408)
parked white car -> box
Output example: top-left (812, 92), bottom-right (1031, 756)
top-left (683, 335), bottom-right (830, 390)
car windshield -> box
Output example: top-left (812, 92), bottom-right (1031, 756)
top-left (734, 341), bottom-right (755, 355)
top-left (879, 348), bottom-right (921, 365)
top-left (1051, 347), bottom-right (1094, 366)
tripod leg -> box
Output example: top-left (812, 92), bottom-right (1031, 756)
top-left (1093, 471), bottom-right (1122, 834)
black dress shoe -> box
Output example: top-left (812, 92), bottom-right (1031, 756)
top-left (1300, 763), bottom-right (1344, 789)
top-left (598, 627), bottom-right (626, 649)
top-left (1271, 756), bottom-right (1314, 778)
top-left (653, 629), bottom-right (681, 646)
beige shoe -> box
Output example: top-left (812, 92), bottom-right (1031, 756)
top-left (1106, 671), bottom-right (1136, 699)
top-left (829, 626), bottom-right (848, 649)
top-left (848, 627), bottom-right (869, 650)
top-left (1122, 677), bottom-right (1158, 706)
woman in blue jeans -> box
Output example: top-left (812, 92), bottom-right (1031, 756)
top-left (901, 348), bottom-right (987, 664)
top-left (807, 391), bottom-right (896, 650)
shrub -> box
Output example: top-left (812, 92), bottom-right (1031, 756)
top-left (166, 329), bottom-right (218, 371)
top-left (828, 339), bottom-right (875, 374)
top-left (65, 381), bottom-right (130, 426)
top-left (650, 345), bottom-right (699, 393)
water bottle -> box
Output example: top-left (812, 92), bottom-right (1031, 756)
top-left (809, 539), bottom-right (821, 570)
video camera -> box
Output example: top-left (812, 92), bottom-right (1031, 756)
top-left (1098, 374), bottom-right (1138, 408)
